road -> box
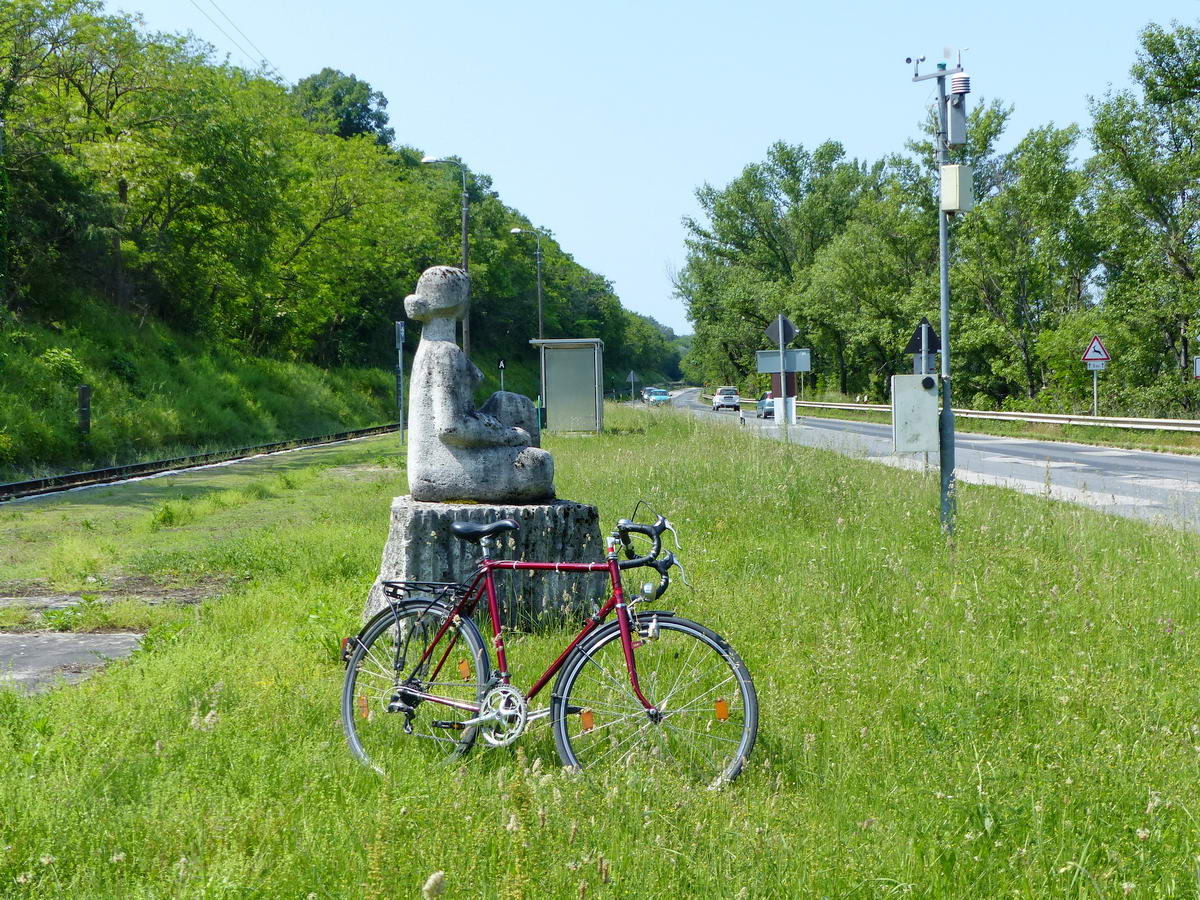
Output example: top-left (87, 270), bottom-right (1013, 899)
top-left (669, 388), bottom-right (1200, 533)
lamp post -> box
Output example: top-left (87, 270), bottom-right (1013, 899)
top-left (511, 226), bottom-right (548, 418)
top-left (421, 155), bottom-right (471, 355)
top-left (509, 227), bottom-right (545, 339)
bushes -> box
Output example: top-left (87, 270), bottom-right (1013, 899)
top-left (0, 308), bottom-right (393, 480)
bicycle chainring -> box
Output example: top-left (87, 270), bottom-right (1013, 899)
top-left (479, 684), bottom-right (528, 747)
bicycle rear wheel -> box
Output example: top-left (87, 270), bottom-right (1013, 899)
top-left (550, 613), bottom-right (757, 785)
top-left (342, 599), bottom-right (489, 774)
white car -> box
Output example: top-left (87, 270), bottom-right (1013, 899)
top-left (711, 386), bottom-right (740, 411)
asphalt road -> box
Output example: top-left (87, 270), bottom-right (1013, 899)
top-left (670, 388), bottom-right (1200, 533)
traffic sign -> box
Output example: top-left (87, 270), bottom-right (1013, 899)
top-left (1086, 360), bottom-right (1107, 371)
top-left (1082, 336), bottom-right (1110, 362)
top-left (764, 315), bottom-right (796, 347)
top-left (903, 317), bottom-right (941, 354)
top-left (1194, 356), bottom-right (1200, 380)
top-left (498, 359), bottom-right (505, 370)
top-left (756, 349), bottom-right (811, 374)
top-left (627, 370), bottom-right (639, 383)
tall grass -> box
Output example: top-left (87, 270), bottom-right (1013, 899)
top-left (1, 409), bottom-right (1198, 895)
top-left (0, 304), bottom-right (395, 481)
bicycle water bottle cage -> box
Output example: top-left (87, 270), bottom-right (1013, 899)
top-left (449, 519), bottom-right (520, 543)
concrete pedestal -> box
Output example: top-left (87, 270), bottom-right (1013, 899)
top-left (365, 497), bottom-right (608, 626)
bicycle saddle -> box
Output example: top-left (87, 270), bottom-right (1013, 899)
top-left (449, 519), bottom-right (520, 542)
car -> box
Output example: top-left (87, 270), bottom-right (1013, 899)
top-left (640, 387), bottom-right (655, 403)
top-left (646, 388), bottom-right (671, 406)
top-left (711, 386), bottom-right (740, 411)
top-left (755, 391), bottom-right (774, 418)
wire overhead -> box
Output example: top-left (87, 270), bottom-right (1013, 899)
top-left (185, 0), bottom-right (280, 78)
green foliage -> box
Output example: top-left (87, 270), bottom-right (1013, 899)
top-left (37, 347), bottom-right (85, 384)
top-left (0, 306), bottom-right (395, 479)
top-left (0, 0), bottom-right (679, 473)
top-left (680, 19), bottom-right (1200, 416)
top-left (291, 67), bottom-right (395, 145)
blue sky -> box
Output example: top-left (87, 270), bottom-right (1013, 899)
top-left (107, 0), bottom-right (1199, 334)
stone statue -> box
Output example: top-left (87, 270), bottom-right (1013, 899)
top-left (405, 266), bottom-right (555, 503)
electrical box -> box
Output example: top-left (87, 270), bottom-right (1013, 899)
top-left (947, 92), bottom-right (968, 146)
top-left (940, 164), bottom-right (974, 213)
top-left (892, 374), bottom-right (939, 453)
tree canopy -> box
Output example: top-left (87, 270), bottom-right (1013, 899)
top-left (0, 0), bottom-right (680, 393)
top-left (678, 18), bottom-right (1200, 416)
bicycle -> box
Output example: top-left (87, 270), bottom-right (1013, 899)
top-left (340, 512), bottom-right (758, 785)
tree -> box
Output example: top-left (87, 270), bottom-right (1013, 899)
top-left (1091, 21), bottom-right (1200, 381)
top-left (291, 68), bottom-right (394, 146)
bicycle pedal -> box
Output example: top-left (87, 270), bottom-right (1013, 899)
top-left (431, 720), bottom-right (466, 731)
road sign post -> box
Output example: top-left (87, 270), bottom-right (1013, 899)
top-left (628, 370), bottom-right (639, 402)
top-left (395, 322), bottom-right (406, 446)
top-left (764, 315), bottom-right (797, 440)
top-left (1082, 336), bottom-right (1111, 416)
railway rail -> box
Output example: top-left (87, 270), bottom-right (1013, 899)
top-left (0, 423), bottom-right (400, 503)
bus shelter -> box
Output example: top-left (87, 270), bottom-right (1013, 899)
top-left (530, 338), bottom-right (604, 432)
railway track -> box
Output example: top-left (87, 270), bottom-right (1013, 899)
top-left (0, 423), bottom-right (400, 503)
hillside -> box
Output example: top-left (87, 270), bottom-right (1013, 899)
top-left (0, 1), bottom-right (680, 477)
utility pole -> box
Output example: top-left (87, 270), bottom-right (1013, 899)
top-left (909, 51), bottom-right (971, 534)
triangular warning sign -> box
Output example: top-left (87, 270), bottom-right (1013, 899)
top-left (1082, 336), bottom-right (1110, 362)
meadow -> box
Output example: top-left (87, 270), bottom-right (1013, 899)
top-left (1, 406), bottom-right (1198, 897)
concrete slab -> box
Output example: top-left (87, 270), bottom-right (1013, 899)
top-left (0, 632), bottom-right (141, 693)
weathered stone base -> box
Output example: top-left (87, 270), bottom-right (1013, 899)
top-left (365, 497), bottom-right (608, 625)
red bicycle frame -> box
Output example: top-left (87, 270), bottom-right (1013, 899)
top-left (403, 535), bottom-right (658, 716)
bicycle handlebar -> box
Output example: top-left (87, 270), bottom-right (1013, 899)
top-left (614, 515), bottom-right (687, 599)
top-left (615, 515), bottom-right (668, 569)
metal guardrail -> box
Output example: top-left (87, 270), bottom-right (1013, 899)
top-left (0, 423), bottom-right (400, 502)
top-left (697, 392), bottom-right (1200, 434)
top-left (794, 401), bottom-right (1200, 433)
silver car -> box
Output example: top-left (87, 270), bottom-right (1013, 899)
top-left (711, 387), bottom-right (740, 411)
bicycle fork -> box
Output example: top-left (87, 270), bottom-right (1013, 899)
top-left (608, 547), bottom-right (661, 722)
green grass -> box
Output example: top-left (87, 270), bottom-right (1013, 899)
top-left (0, 305), bottom-right (397, 481)
top-left (2, 410), bottom-right (1200, 895)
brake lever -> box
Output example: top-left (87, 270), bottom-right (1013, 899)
top-left (673, 556), bottom-right (692, 589)
top-left (663, 518), bottom-right (682, 551)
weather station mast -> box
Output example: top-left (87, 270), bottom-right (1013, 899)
top-left (907, 49), bottom-right (972, 534)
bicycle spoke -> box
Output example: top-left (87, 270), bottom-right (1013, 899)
top-left (553, 617), bottom-right (757, 783)
top-left (343, 603), bottom-right (488, 772)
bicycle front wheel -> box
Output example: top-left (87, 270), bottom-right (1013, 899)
top-left (550, 613), bottom-right (758, 785)
top-left (342, 599), bottom-right (489, 774)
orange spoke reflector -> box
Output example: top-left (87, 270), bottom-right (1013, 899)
top-left (715, 698), bottom-right (730, 722)
top-left (357, 694), bottom-right (370, 720)
top-left (458, 658), bottom-right (471, 680)
top-left (580, 708), bottom-right (595, 733)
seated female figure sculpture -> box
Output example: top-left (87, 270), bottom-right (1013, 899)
top-left (405, 266), bottom-right (555, 503)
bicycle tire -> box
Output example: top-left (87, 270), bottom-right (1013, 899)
top-left (342, 599), bottom-right (489, 774)
top-left (550, 613), bottom-right (758, 785)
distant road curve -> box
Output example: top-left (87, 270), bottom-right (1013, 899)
top-left (669, 387), bottom-right (1200, 533)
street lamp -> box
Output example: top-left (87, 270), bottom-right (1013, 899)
top-left (421, 155), bottom-right (471, 355)
top-left (511, 226), bottom-right (548, 419)
top-left (509, 226), bottom-right (545, 339)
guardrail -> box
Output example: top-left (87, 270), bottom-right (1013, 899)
top-left (698, 392), bottom-right (1200, 434)
top-left (0, 423), bottom-right (400, 502)
top-left (794, 402), bottom-right (1200, 433)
